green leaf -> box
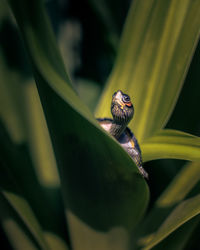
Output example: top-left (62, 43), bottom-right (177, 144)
top-left (0, 145), bottom-right (49, 250)
top-left (156, 161), bottom-right (200, 207)
top-left (0, 193), bottom-right (40, 250)
top-left (136, 162), bottom-right (200, 249)
top-left (24, 80), bottom-right (60, 187)
top-left (44, 232), bottom-right (69, 250)
top-left (142, 194), bottom-right (200, 250)
top-left (0, 50), bottom-right (26, 143)
top-left (0, 118), bottom-right (68, 243)
top-left (95, 0), bottom-right (200, 142)
top-left (1, 191), bottom-right (49, 250)
top-left (148, 216), bottom-right (200, 250)
top-left (141, 129), bottom-right (200, 162)
top-left (1, 190), bottom-right (69, 250)
top-left (0, 121), bottom-right (69, 250)
top-left (7, 0), bottom-right (149, 249)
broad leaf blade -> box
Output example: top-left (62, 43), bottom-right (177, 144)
top-left (7, 1), bottom-right (149, 248)
top-left (34, 70), bottom-right (149, 231)
top-left (141, 129), bottom-right (200, 162)
top-left (96, 0), bottom-right (200, 142)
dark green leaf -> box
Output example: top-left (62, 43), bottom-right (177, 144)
top-left (136, 162), bottom-right (200, 249)
top-left (0, 121), bottom-right (69, 249)
top-left (1, 191), bottom-right (49, 250)
top-left (142, 194), bottom-right (200, 250)
top-left (7, 0), bottom-right (149, 248)
top-left (149, 216), bottom-right (200, 250)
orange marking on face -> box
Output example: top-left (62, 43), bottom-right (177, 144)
top-left (125, 102), bottom-right (132, 107)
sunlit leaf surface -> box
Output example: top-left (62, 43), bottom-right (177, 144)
top-left (96, 0), bottom-right (200, 142)
top-left (24, 81), bottom-right (60, 187)
top-left (141, 129), bottom-right (200, 162)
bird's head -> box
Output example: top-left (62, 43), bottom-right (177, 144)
top-left (111, 90), bottom-right (134, 124)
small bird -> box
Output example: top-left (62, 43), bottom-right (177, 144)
top-left (98, 90), bottom-right (148, 179)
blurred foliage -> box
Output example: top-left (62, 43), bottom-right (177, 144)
top-left (0, 0), bottom-right (200, 249)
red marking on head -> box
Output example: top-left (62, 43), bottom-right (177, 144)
top-left (125, 102), bottom-right (132, 107)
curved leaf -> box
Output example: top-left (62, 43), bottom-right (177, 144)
top-left (44, 232), bottom-right (69, 250)
top-left (0, 143), bottom-right (49, 249)
top-left (136, 161), bottom-right (200, 249)
top-left (143, 194), bottom-right (200, 250)
top-left (1, 190), bottom-right (70, 250)
top-left (0, 121), bottom-right (69, 250)
top-left (24, 80), bottom-right (60, 187)
top-left (7, 1), bottom-right (149, 249)
top-left (141, 129), bottom-right (200, 162)
top-left (0, 50), bottom-right (26, 143)
top-left (0, 194), bottom-right (41, 250)
top-left (156, 161), bottom-right (200, 207)
top-left (96, 0), bottom-right (200, 142)
top-left (147, 216), bottom-right (200, 250)
top-left (1, 191), bottom-right (49, 250)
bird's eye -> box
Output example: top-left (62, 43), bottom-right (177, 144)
top-left (122, 94), bottom-right (130, 103)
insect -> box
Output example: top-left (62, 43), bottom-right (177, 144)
top-left (98, 90), bottom-right (148, 178)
